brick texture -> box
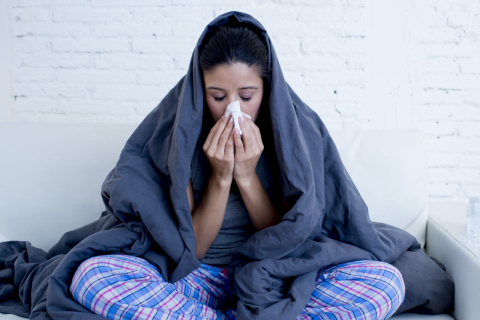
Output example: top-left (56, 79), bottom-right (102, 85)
top-left (7, 0), bottom-right (480, 202)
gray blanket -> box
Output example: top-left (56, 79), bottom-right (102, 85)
top-left (0, 11), bottom-right (454, 320)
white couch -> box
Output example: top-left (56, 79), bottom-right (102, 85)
top-left (0, 122), bottom-right (477, 320)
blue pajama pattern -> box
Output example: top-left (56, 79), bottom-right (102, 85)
top-left (70, 254), bottom-right (405, 320)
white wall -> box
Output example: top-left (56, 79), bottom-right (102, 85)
top-left (4, 0), bottom-right (480, 202)
top-left (365, 0), bottom-right (412, 130)
top-left (0, 0), bottom-right (12, 122)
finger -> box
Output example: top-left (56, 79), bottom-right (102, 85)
top-left (247, 118), bottom-right (264, 153)
top-left (233, 126), bottom-right (245, 157)
top-left (239, 115), bottom-right (252, 155)
top-left (217, 116), bottom-right (235, 157)
top-left (203, 114), bottom-right (224, 151)
top-left (204, 113), bottom-right (231, 153)
top-left (225, 127), bottom-right (235, 157)
top-left (213, 112), bottom-right (232, 148)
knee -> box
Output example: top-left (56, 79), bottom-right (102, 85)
top-left (70, 254), bottom-right (158, 300)
top-left (377, 262), bottom-right (405, 297)
top-left (72, 254), bottom-right (120, 282)
top-left (70, 255), bottom-right (119, 299)
top-left (364, 261), bottom-right (406, 318)
top-left (74, 255), bottom-right (105, 276)
top-left (335, 260), bottom-right (406, 318)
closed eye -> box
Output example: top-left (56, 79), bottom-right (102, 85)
top-left (214, 96), bottom-right (252, 102)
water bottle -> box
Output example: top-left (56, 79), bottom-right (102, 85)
top-left (466, 197), bottom-right (480, 246)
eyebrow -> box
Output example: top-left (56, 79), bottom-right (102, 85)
top-left (207, 86), bottom-right (259, 90)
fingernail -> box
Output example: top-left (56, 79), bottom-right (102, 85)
top-left (235, 128), bottom-right (239, 135)
top-left (229, 116), bottom-right (233, 123)
top-left (239, 115), bottom-right (244, 123)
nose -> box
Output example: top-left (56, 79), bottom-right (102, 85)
top-left (228, 95), bottom-right (240, 105)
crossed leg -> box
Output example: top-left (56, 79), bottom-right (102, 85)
top-left (70, 255), bottom-right (404, 320)
top-left (297, 260), bottom-right (405, 320)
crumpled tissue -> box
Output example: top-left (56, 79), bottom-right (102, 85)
top-left (223, 100), bottom-right (251, 136)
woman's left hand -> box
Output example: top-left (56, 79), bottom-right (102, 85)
top-left (233, 114), bottom-right (264, 186)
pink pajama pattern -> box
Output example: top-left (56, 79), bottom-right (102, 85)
top-left (70, 254), bottom-right (405, 320)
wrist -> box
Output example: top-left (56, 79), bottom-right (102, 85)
top-left (235, 174), bottom-right (257, 189)
top-left (211, 173), bottom-right (232, 190)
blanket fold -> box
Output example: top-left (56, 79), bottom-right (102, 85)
top-left (0, 10), bottom-right (454, 320)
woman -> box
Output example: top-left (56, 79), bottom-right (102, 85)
top-left (69, 23), bottom-right (405, 320)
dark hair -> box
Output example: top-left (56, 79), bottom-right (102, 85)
top-left (199, 25), bottom-right (271, 87)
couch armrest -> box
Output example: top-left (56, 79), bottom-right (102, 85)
top-left (426, 202), bottom-right (480, 320)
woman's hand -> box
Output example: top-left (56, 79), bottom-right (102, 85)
top-left (203, 112), bottom-right (236, 185)
top-left (233, 114), bottom-right (264, 187)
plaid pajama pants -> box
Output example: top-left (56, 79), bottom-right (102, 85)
top-left (70, 254), bottom-right (405, 320)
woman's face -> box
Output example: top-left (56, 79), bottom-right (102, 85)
top-left (203, 62), bottom-right (264, 124)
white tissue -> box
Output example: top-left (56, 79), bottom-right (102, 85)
top-left (224, 100), bottom-right (251, 136)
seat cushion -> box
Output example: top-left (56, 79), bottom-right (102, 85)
top-left (0, 310), bottom-right (455, 319)
top-left (0, 314), bottom-right (27, 320)
top-left (391, 313), bottom-right (454, 319)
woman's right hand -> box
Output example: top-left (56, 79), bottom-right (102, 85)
top-left (203, 112), bottom-right (235, 185)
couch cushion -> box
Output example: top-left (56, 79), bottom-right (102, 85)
top-left (0, 122), bottom-right (136, 251)
top-left (0, 231), bottom-right (8, 243)
top-left (0, 314), bottom-right (26, 320)
top-left (390, 313), bottom-right (454, 319)
top-left (0, 123), bottom-right (428, 251)
top-left (330, 129), bottom-right (429, 249)
top-left (0, 310), bottom-right (454, 320)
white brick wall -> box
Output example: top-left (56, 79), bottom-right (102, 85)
top-left (407, 1), bottom-right (480, 202)
top-left (3, 0), bottom-right (480, 202)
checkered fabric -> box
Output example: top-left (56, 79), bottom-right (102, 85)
top-left (70, 254), bottom-right (404, 320)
